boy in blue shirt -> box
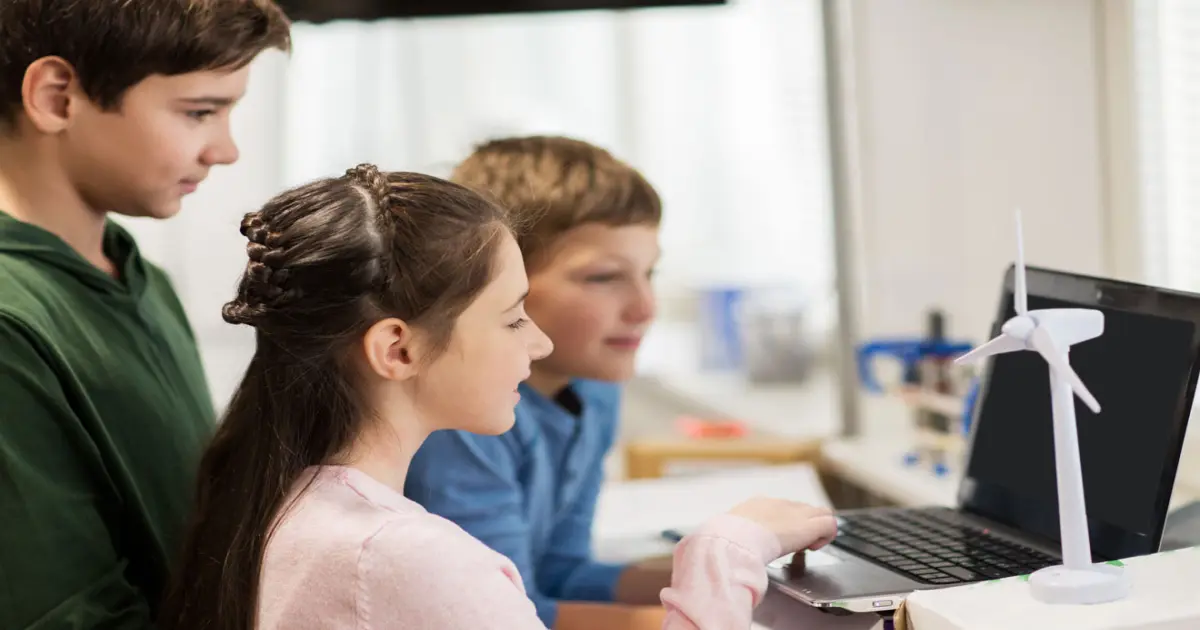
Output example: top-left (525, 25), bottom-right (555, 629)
top-left (406, 136), bottom-right (665, 627)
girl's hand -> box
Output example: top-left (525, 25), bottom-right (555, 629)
top-left (728, 497), bottom-right (838, 555)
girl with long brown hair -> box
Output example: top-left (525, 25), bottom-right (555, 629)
top-left (158, 164), bottom-right (837, 629)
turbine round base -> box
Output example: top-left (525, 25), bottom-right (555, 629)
top-left (1028, 562), bottom-right (1130, 605)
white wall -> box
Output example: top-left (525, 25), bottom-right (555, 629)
top-left (844, 0), bottom-right (1111, 344)
top-left (834, 0), bottom-right (1200, 496)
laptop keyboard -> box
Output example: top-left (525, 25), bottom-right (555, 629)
top-left (830, 508), bottom-right (1060, 585)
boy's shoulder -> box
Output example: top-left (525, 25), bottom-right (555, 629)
top-left (568, 379), bottom-right (622, 436)
top-left (0, 247), bottom-right (71, 337)
top-left (510, 379), bottom-right (622, 434)
top-left (570, 379), bottom-right (622, 410)
top-left (409, 427), bottom-right (525, 481)
top-left (0, 220), bottom-right (186, 334)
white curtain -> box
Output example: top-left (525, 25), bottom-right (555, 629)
top-left (283, 1), bottom-right (832, 290)
top-left (1135, 0), bottom-right (1200, 292)
top-left (1132, 0), bottom-right (1200, 490)
top-left (120, 0), bottom-right (835, 410)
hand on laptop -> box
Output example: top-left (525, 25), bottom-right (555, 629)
top-left (729, 498), bottom-right (838, 560)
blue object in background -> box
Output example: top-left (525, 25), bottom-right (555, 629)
top-left (961, 377), bottom-right (981, 435)
top-left (856, 339), bottom-right (976, 393)
top-left (697, 287), bottom-right (746, 370)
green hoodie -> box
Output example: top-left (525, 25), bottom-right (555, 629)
top-left (0, 211), bottom-right (215, 629)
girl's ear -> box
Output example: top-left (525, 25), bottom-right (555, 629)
top-left (361, 318), bottom-right (421, 381)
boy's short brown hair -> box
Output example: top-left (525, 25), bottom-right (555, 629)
top-left (0, 0), bottom-right (292, 129)
top-left (451, 136), bottom-right (662, 266)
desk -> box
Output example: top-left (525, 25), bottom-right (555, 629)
top-left (900, 546), bottom-right (1200, 629)
top-left (624, 435), bottom-right (824, 480)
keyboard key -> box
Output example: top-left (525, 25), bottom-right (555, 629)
top-left (833, 536), bottom-right (889, 558)
top-left (927, 576), bottom-right (962, 584)
top-left (977, 566), bottom-right (1007, 579)
top-left (942, 566), bottom-right (983, 581)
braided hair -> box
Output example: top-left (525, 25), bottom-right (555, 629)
top-left (220, 212), bottom-right (293, 323)
top-left (220, 164), bottom-right (395, 330)
top-left (160, 164), bottom-right (511, 630)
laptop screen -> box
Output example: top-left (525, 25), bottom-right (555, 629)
top-left (960, 267), bottom-right (1200, 560)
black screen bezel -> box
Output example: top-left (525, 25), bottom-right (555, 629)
top-left (958, 265), bottom-right (1200, 559)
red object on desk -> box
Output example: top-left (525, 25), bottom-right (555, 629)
top-left (675, 416), bottom-right (749, 439)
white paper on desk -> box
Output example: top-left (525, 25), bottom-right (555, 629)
top-left (594, 463), bottom-right (831, 541)
top-left (593, 464), bottom-right (831, 564)
top-left (905, 546), bottom-right (1200, 630)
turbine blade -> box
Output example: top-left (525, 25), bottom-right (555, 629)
top-left (954, 334), bottom-right (1026, 365)
top-left (1015, 209), bottom-right (1028, 315)
top-left (1029, 327), bottom-right (1102, 414)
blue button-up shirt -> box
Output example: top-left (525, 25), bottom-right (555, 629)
top-left (405, 379), bottom-right (625, 626)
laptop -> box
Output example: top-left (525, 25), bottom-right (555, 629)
top-left (771, 265), bottom-right (1200, 614)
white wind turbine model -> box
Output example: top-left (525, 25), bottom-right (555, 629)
top-left (956, 212), bottom-right (1130, 605)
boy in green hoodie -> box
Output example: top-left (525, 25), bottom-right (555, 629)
top-left (0, 2), bottom-right (291, 628)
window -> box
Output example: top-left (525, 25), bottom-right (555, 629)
top-left (283, 1), bottom-right (834, 297)
top-left (122, 0), bottom-right (835, 409)
top-left (1132, 0), bottom-right (1200, 491)
top-left (1134, 0), bottom-right (1200, 293)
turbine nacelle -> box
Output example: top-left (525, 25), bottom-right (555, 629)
top-left (955, 211), bottom-right (1103, 415)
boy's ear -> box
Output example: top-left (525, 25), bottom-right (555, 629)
top-left (22, 57), bottom-right (80, 134)
top-left (362, 318), bottom-right (422, 382)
